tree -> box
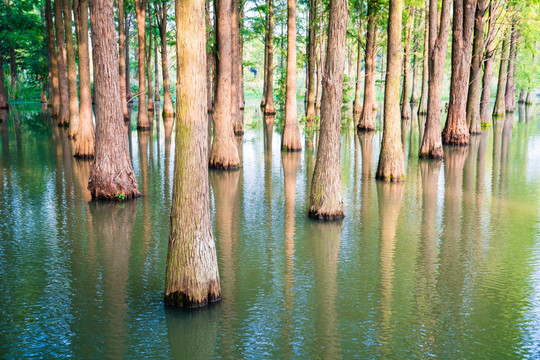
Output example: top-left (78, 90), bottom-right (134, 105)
top-left (418, 0), bottom-right (429, 115)
top-left (156, 0), bottom-right (175, 118)
top-left (63, 0), bottom-right (80, 138)
top-left (479, 1), bottom-right (498, 125)
top-left (164, 0), bottom-right (222, 308)
top-left (505, 24), bottom-right (517, 113)
top-left (0, 56), bottom-right (7, 109)
top-left (493, 35), bottom-right (509, 117)
top-left (118, 0), bottom-right (129, 120)
top-left (305, 0), bottom-right (317, 123)
top-left (308, 0), bottom-right (348, 219)
top-left (232, 0), bottom-right (243, 135)
top-left (264, 0), bottom-right (276, 115)
top-left (54, 0), bottom-right (70, 126)
top-left (400, 6), bottom-right (415, 120)
top-left (146, 2), bottom-right (155, 113)
top-left (135, 0), bottom-right (149, 129)
top-left (45, 0), bottom-right (59, 115)
top-left (88, 0), bottom-right (140, 200)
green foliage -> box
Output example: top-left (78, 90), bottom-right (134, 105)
top-left (115, 193), bottom-right (127, 202)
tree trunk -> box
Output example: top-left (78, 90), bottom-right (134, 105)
top-left (135, 0), bottom-right (149, 129)
top-left (158, 2), bottom-right (175, 117)
top-left (357, 6), bottom-right (376, 131)
top-left (466, 0), bottom-right (487, 135)
top-left (146, 3), bottom-right (155, 113)
top-left (209, 0), bottom-right (240, 169)
top-left (308, 0), bottom-right (348, 219)
top-left (63, 0), bottom-right (81, 138)
top-left (493, 35), bottom-right (509, 117)
top-left (442, 0), bottom-right (477, 145)
top-left (9, 48), bottom-right (17, 96)
top-left (74, 0), bottom-right (95, 159)
top-left (505, 24), bottom-right (517, 113)
top-left (118, 0), bottom-right (129, 120)
top-left (164, 0), bottom-right (221, 308)
top-left (206, 1), bottom-right (212, 112)
top-left (46, 0), bottom-right (59, 115)
top-left (54, 0), bottom-right (70, 126)
top-left (264, 0), bottom-right (276, 115)
top-left (479, 2), bottom-right (497, 125)
top-left (88, 0), bottom-right (140, 200)
top-left (231, 0), bottom-right (243, 135)
top-left (376, 0), bottom-right (405, 181)
top-left (352, 26), bottom-right (362, 116)
top-left (125, 13), bottom-right (133, 103)
top-left (0, 56), bottom-right (8, 109)
top-left (305, 0), bottom-right (317, 123)
top-left (400, 6), bottom-right (415, 120)
top-left (261, 0), bottom-right (269, 109)
top-left (154, 36), bottom-right (160, 101)
top-left (418, 0), bottom-right (451, 159)
top-left (418, 0), bottom-right (429, 115)
top-left (281, 0), bottom-right (301, 151)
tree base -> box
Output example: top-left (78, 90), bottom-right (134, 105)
top-left (469, 131), bottom-right (482, 136)
top-left (418, 152), bottom-right (443, 161)
top-left (442, 131), bottom-right (469, 146)
top-left (137, 125), bottom-right (151, 131)
top-left (281, 145), bottom-right (302, 152)
top-left (209, 162), bottom-right (241, 171)
top-left (234, 131), bottom-right (244, 136)
top-left (375, 173), bottom-right (405, 182)
top-left (163, 112), bottom-right (175, 117)
top-left (356, 124), bottom-right (375, 132)
top-left (90, 190), bottom-right (141, 201)
top-left (73, 153), bottom-right (95, 160)
top-left (308, 209), bottom-right (344, 221)
top-left (164, 288), bottom-right (221, 309)
top-left (492, 112), bottom-right (505, 118)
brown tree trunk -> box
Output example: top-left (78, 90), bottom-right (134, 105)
top-left (352, 25), bottom-right (362, 116)
top-left (505, 24), bottom-right (517, 113)
top-left (157, 1), bottom-right (175, 117)
top-left (442, 0), bottom-right (477, 145)
top-left (264, 0), bottom-right (276, 115)
top-left (418, 0), bottom-right (451, 159)
top-left (0, 56), bottom-right (8, 109)
top-left (466, 0), bottom-right (487, 135)
top-left (164, 0), bottom-right (221, 308)
top-left (9, 48), bottom-right (17, 95)
top-left (357, 6), bottom-right (376, 131)
top-left (281, 0), bottom-right (301, 151)
top-left (54, 0), bottom-right (70, 126)
top-left (493, 35), bottom-right (509, 117)
top-left (305, 0), bottom-right (317, 123)
top-left (135, 0), bottom-right (149, 129)
top-left (118, 0), bottom-right (129, 120)
top-left (63, 0), bottom-right (81, 138)
top-left (376, 0), bottom-right (405, 181)
top-left (209, 0), bottom-right (240, 169)
top-left (479, 2), bottom-right (497, 125)
top-left (206, 1), bottom-right (212, 112)
top-left (308, 0), bottom-right (348, 219)
top-left (400, 6), bottom-right (415, 120)
top-left (231, 0), bottom-right (243, 135)
top-left (146, 3), bottom-right (155, 113)
top-left (125, 13), bottom-right (133, 103)
top-left (418, 0), bottom-right (429, 115)
top-left (261, 0), bottom-right (269, 109)
top-left (154, 36), bottom-right (160, 101)
top-left (74, 0), bottom-right (95, 159)
top-left (46, 0), bottom-right (59, 115)
top-left (88, 0), bottom-right (140, 200)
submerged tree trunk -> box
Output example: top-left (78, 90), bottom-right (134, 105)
top-left (400, 7), bottom-right (415, 120)
top-left (74, 0), bottom-right (95, 159)
top-left (357, 6), bottom-right (376, 131)
top-left (231, 0), bottom-right (243, 135)
top-left (308, 0), bottom-right (348, 219)
top-left (157, 1), bottom-right (175, 117)
top-left (63, 0), bottom-right (80, 138)
top-left (376, 0), bottom-right (405, 181)
top-left (442, 0), bottom-right (477, 146)
top-left (88, 0), bottom-right (140, 200)
top-left (281, 0), bottom-right (301, 151)
top-left (493, 36), bottom-right (509, 117)
top-left (164, 0), bottom-right (221, 308)
top-left (305, 0), bottom-right (317, 123)
top-left (418, 0), bottom-right (451, 159)
top-left (505, 24), bottom-right (517, 113)
top-left (479, 2), bottom-right (497, 125)
top-left (46, 0), bottom-right (59, 115)
top-left (209, 0), bottom-right (240, 169)
top-left (264, 0), bottom-right (276, 115)
top-left (54, 0), bottom-right (70, 126)
top-left (118, 0), bottom-right (129, 120)
top-left (135, 0), bottom-right (149, 129)
top-left (418, 0), bottom-right (429, 115)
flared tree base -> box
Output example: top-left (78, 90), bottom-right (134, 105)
top-left (308, 209), bottom-right (344, 221)
top-left (164, 286), bottom-right (221, 309)
top-left (356, 124), bottom-right (375, 132)
top-left (442, 130), bottom-right (469, 146)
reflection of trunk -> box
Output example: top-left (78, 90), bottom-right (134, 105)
top-left (135, 0), bottom-right (149, 129)
top-left (357, 7), bottom-right (376, 131)
top-left (118, 0), bottom-right (129, 120)
top-left (418, 0), bottom-right (429, 115)
top-left (476, 130), bottom-right (488, 194)
top-left (504, 25), bottom-right (517, 113)
top-left (54, 0), bottom-right (70, 126)
top-left (45, 0), bottom-right (58, 115)
top-left (493, 35), bottom-right (509, 117)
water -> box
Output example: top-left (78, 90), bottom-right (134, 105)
top-left (1, 102), bottom-right (540, 359)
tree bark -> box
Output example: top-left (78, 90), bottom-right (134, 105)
top-left (479, 2), bottom-right (497, 125)
top-left (63, 0), bottom-right (80, 138)
top-left (231, 0), bottom-right (243, 135)
top-left (46, 0), bottom-right (59, 115)
top-left (308, 0), bottom-right (348, 219)
top-left (54, 0), bottom-right (70, 126)
top-left (118, 0), bottom-right (129, 120)
top-left (281, 0), bottom-right (301, 151)
top-left (209, 0), bottom-right (240, 169)
top-left (125, 13), bottom-right (133, 103)
top-left (164, 0), bottom-right (221, 308)
top-left (493, 35), bottom-right (509, 117)
top-left (418, 0), bottom-right (451, 159)
top-left (88, 0), bottom-right (140, 200)
top-left (264, 0), bottom-right (276, 115)
top-left (157, 1), bottom-right (175, 117)
top-left (305, 0), bottom-right (317, 122)
top-left (418, 0), bottom-right (429, 115)
top-left (261, 0), bottom-right (269, 109)
top-left (154, 35), bottom-right (160, 101)
top-left (357, 5), bottom-right (376, 131)
top-left (504, 24), bottom-right (517, 113)
top-left (206, 1), bottom-right (212, 112)
top-left (135, 0), bottom-right (149, 129)
top-left (400, 6), bottom-right (415, 120)
top-left (442, 0), bottom-right (477, 146)
top-left (74, 0), bottom-right (95, 159)
top-left (352, 23), bottom-right (362, 116)
top-left (376, 0), bottom-right (405, 181)
top-left (146, 3), bottom-right (155, 113)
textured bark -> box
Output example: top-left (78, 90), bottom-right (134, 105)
top-left (125, 14), bottom-right (133, 103)
top-left (308, 0), bottom-right (348, 219)
top-left (504, 25), bottom-right (517, 113)
top-left (231, 0), bottom-right (243, 135)
top-left (357, 6), bottom-right (376, 131)
top-left (264, 0), bottom-right (276, 115)
top-left (157, 1), bottom-right (175, 117)
top-left (209, 0), bottom-right (240, 169)
top-left (54, 0), bottom-right (70, 126)
top-left (74, 0), bottom-right (95, 159)
top-left (164, 0), bottom-right (221, 308)
top-left (418, 0), bottom-right (451, 159)
top-left (46, 0), bottom-right (59, 115)
top-left (466, 0), bottom-right (487, 135)
top-left (493, 36), bottom-right (509, 117)
top-left (400, 7), bottom-right (415, 120)
top-left (118, 0), bottom-right (129, 120)
top-left (88, 0), bottom-right (140, 200)
top-left (0, 57), bottom-right (8, 109)
top-left (479, 3), bottom-right (497, 125)
top-left (306, 0), bottom-right (317, 122)
top-left (418, 0), bottom-right (429, 115)
top-left (135, 0), bottom-right (149, 129)
top-left (206, 2), bottom-right (212, 112)
top-left (376, 0), bottom-right (405, 181)
top-left (63, 0), bottom-right (80, 138)
top-left (146, 6), bottom-right (155, 113)
top-left (442, 0), bottom-right (477, 146)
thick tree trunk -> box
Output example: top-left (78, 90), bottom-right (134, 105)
top-left (308, 0), bottom-right (348, 219)
top-left (164, 0), bottom-right (221, 308)
top-left (400, 7), bottom-right (415, 120)
top-left (357, 7), bottom-right (376, 131)
top-left (88, 0), bottom-right (140, 200)
top-left (231, 0), bottom-right (243, 135)
top-left (264, 0), bottom-right (276, 115)
top-left (376, 0), bottom-right (405, 181)
top-left (54, 0), bottom-right (70, 126)
top-left (0, 57), bottom-right (8, 109)
top-left (479, 3), bottom-right (496, 125)
top-left (118, 0), bottom-right (129, 120)
top-left (146, 5), bottom-right (155, 113)
top-left (206, 2), bottom-right (212, 112)
top-left (46, 0), bottom-right (59, 115)
top-left (493, 36), bottom-right (509, 117)
top-left (418, 0), bottom-right (451, 159)
top-left (418, 0), bottom-right (429, 115)
top-left (305, 0), bottom-right (317, 123)
top-left (135, 0), bottom-right (149, 129)
top-left (63, 0), bottom-right (81, 138)
top-left (125, 14), bottom-right (133, 103)
top-left (281, 0), bottom-right (301, 151)
top-left (209, 0), bottom-right (240, 169)
top-left (442, 0), bottom-right (477, 145)
top-left (74, 0), bottom-right (95, 159)
top-left (505, 25), bottom-right (517, 113)
top-left (158, 2), bottom-right (175, 117)
top-left (466, 0), bottom-right (487, 135)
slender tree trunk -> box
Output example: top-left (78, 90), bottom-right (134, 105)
top-left (442, 0), bottom-right (477, 145)
top-left (357, 6), bottom-right (376, 131)
top-left (118, 0), bottom-right (129, 120)
top-left (316, 10), bottom-right (324, 115)
top-left (46, 0), bottom-right (59, 115)
top-left (54, 0), bottom-right (70, 126)
top-left (88, 0), bottom-right (140, 200)
top-left (158, 2), bottom-right (175, 117)
top-left (209, 0), bottom-right (240, 169)
top-left (306, 0), bottom-right (317, 122)
top-left (418, 0), bottom-right (429, 115)
top-left (261, 0), bottom-right (269, 109)
top-left (231, 0), bottom-right (243, 135)
top-left (264, 0), bottom-right (276, 115)
top-left (74, 0), bottom-right (95, 159)
top-left (505, 24), bottom-right (517, 113)
top-left (9, 48), bottom-right (16, 95)
top-left (239, 5), bottom-right (245, 110)
top-left (165, 0), bottom-right (221, 308)
top-left (0, 57), bottom-right (8, 109)
top-left (146, 3), bottom-right (155, 113)
top-left (418, 0), bottom-right (451, 159)
top-left (352, 25), bottom-right (362, 115)
top-left (154, 36), bottom-right (160, 101)
top-left (493, 35), bottom-right (509, 117)
top-left (281, 0), bottom-right (301, 151)
top-left (125, 14), bottom-right (133, 103)
top-left (518, 90), bottom-right (525, 104)
top-left (376, 0), bottom-right (405, 181)
top-left (400, 6), bottom-right (415, 120)
top-left (135, 0), bottom-right (149, 129)
top-left (63, 0), bottom-right (80, 138)
top-left (308, 0), bottom-right (348, 219)
top-left (479, 2), bottom-right (496, 124)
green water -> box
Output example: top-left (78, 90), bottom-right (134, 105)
top-left (0, 102), bottom-right (539, 359)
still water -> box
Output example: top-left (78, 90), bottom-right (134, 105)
top-left (0, 102), bottom-right (539, 359)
